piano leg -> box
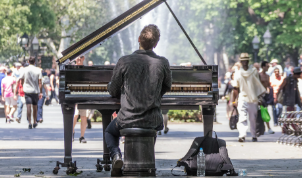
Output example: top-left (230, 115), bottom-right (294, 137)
top-left (53, 104), bottom-right (77, 175)
top-left (202, 105), bottom-right (216, 138)
top-left (96, 110), bottom-right (115, 172)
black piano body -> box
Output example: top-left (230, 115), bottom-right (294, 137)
top-left (54, 0), bottom-right (219, 174)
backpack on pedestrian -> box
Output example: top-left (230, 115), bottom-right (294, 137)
top-left (171, 131), bottom-right (238, 176)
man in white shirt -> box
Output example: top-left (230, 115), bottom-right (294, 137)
top-left (16, 57), bottom-right (42, 129)
top-left (267, 59), bottom-right (283, 76)
top-left (232, 53), bottom-right (266, 142)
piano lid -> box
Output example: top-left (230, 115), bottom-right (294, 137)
top-left (57, 0), bottom-right (164, 64)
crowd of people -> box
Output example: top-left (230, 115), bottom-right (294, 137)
top-left (223, 53), bottom-right (302, 142)
top-left (0, 58), bottom-right (60, 128)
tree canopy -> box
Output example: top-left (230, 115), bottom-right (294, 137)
top-left (1, 0), bottom-right (302, 68)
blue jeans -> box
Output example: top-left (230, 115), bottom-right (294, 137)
top-left (17, 96), bottom-right (23, 119)
top-left (272, 103), bottom-right (283, 125)
top-left (105, 118), bottom-right (123, 158)
top-left (37, 96), bottom-right (46, 122)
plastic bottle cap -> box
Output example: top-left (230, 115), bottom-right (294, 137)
top-left (200, 148), bottom-right (203, 151)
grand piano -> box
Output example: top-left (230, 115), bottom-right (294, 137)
top-left (53, 0), bottom-right (219, 175)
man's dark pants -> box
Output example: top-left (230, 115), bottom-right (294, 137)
top-left (105, 119), bottom-right (123, 158)
top-left (105, 119), bottom-right (162, 158)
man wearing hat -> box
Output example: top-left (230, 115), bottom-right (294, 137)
top-left (232, 53), bottom-right (266, 142)
top-left (267, 59), bottom-right (283, 77)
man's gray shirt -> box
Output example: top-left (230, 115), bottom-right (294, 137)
top-left (108, 50), bottom-right (172, 129)
top-left (19, 65), bottom-right (42, 94)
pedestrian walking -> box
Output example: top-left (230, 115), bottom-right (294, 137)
top-left (16, 57), bottom-right (42, 129)
top-left (47, 70), bottom-right (59, 104)
top-left (158, 110), bottom-right (169, 135)
top-left (277, 67), bottom-right (302, 134)
top-left (232, 53), bottom-right (266, 142)
top-left (87, 60), bottom-right (94, 129)
top-left (37, 72), bottom-right (50, 123)
top-left (267, 59), bottom-right (283, 77)
top-left (72, 56), bottom-right (90, 143)
top-left (277, 67), bottom-right (302, 112)
top-left (2, 69), bottom-right (17, 123)
top-left (14, 63), bottom-right (27, 123)
top-left (223, 72), bottom-right (235, 119)
top-left (0, 67), bottom-right (7, 105)
top-left (259, 61), bottom-right (274, 134)
top-left (12, 62), bottom-right (22, 79)
top-left (270, 68), bottom-right (284, 126)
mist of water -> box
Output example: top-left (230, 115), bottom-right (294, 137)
top-left (109, 0), bottom-right (125, 57)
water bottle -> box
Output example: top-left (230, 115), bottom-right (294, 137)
top-left (197, 147), bottom-right (205, 177)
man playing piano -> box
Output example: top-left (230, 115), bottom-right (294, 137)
top-left (105, 24), bottom-right (172, 170)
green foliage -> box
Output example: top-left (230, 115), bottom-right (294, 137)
top-left (2, 0), bottom-right (302, 65)
top-left (168, 109), bottom-right (202, 122)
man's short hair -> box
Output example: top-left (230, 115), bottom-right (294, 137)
top-left (139, 24), bottom-right (160, 50)
top-left (29, 56), bottom-right (35, 64)
top-left (6, 69), bottom-right (12, 74)
top-left (261, 61), bottom-right (269, 68)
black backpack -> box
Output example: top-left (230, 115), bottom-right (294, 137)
top-left (172, 131), bottom-right (237, 176)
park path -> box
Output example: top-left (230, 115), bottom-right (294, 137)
top-left (0, 101), bottom-right (301, 177)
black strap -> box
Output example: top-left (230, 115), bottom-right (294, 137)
top-left (178, 130), bottom-right (213, 163)
top-left (163, 0), bottom-right (207, 65)
top-left (230, 107), bottom-right (238, 116)
top-left (171, 166), bottom-right (186, 176)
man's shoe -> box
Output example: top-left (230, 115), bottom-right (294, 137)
top-left (39, 119), bottom-right (43, 123)
top-left (252, 137), bottom-right (258, 142)
top-left (28, 124), bottom-right (32, 129)
top-left (112, 153), bottom-right (123, 169)
top-left (87, 119), bottom-right (92, 129)
top-left (158, 131), bottom-right (162, 135)
top-left (15, 118), bottom-right (21, 123)
top-left (79, 137), bottom-right (87, 143)
top-left (33, 123), bottom-right (38, 128)
top-left (238, 137), bottom-right (245, 142)
top-left (164, 127), bottom-right (169, 134)
top-left (268, 129), bottom-right (275, 134)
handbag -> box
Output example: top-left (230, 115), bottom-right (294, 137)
top-left (260, 105), bottom-right (270, 122)
top-left (229, 107), bottom-right (238, 130)
top-left (172, 131), bottom-right (237, 176)
top-left (256, 109), bottom-right (265, 136)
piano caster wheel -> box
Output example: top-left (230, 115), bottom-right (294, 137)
top-left (96, 164), bottom-right (103, 172)
top-left (53, 166), bottom-right (60, 174)
top-left (66, 167), bottom-right (77, 175)
top-left (104, 164), bottom-right (111, 171)
top-left (66, 161), bottom-right (78, 175)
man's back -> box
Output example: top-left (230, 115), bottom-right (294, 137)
top-left (108, 50), bottom-right (171, 129)
top-left (20, 65), bottom-right (42, 94)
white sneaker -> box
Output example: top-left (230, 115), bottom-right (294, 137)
top-left (268, 129), bottom-right (275, 134)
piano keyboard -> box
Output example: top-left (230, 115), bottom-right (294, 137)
top-left (70, 91), bottom-right (208, 96)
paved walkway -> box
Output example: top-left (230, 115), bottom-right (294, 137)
top-left (0, 101), bottom-right (301, 177)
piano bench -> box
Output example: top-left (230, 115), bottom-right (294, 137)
top-left (120, 128), bottom-right (157, 177)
